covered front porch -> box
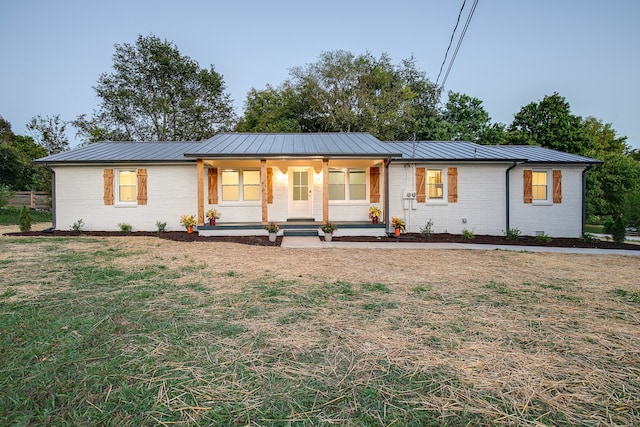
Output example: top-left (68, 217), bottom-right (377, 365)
top-left (194, 157), bottom-right (389, 234)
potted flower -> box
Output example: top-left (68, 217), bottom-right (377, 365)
top-left (391, 217), bottom-right (405, 237)
top-left (368, 206), bottom-right (382, 224)
top-left (206, 208), bottom-right (221, 226)
top-left (264, 221), bottom-right (279, 242)
top-left (180, 214), bottom-right (197, 233)
top-left (320, 222), bottom-right (337, 242)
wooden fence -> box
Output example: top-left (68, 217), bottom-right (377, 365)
top-left (7, 191), bottom-right (51, 210)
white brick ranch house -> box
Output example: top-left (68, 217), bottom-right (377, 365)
top-left (34, 133), bottom-right (600, 238)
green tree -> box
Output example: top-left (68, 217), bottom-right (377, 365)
top-left (239, 50), bottom-right (439, 141)
top-left (582, 116), bottom-right (628, 155)
top-left (0, 116), bottom-right (51, 191)
top-left (27, 114), bottom-right (69, 155)
top-left (77, 34), bottom-right (235, 143)
top-left (236, 84), bottom-right (303, 132)
top-left (582, 117), bottom-right (640, 218)
top-left (587, 152), bottom-right (640, 217)
top-left (420, 91), bottom-right (505, 144)
top-left (506, 92), bottom-right (590, 154)
top-left (623, 190), bottom-right (640, 229)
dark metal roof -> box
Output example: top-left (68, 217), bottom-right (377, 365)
top-left (34, 142), bottom-right (200, 164)
top-left (385, 141), bottom-right (601, 164)
top-left (34, 136), bottom-right (602, 165)
top-left (487, 145), bottom-right (602, 164)
top-left (385, 141), bottom-right (521, 161)
top-left (184, 133), bottom-right (402, 158)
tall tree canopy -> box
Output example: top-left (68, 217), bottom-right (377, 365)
top-left (75, 34), bottom-right (235, 143)
top-left (0, 116), bottom-right (50, 191)
top-left (238, 51), bottom-right (440, 141)
top-left (582, 117), bottom-right (640, 218)
top-left (418, 91), bottom-right (505, 144)
top-left (27, 114), bottom-right (69, 155)
top-left (506, 92), bottom-right (590, 155)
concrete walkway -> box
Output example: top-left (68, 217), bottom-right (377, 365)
top-left (280, 236), bottom-right (640, 256)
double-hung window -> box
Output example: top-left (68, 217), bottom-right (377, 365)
top-left (222, 169), bottom-right (261, 201)
top-left (329, 169), bottom-right (366, 201)
top-left (118, 170), bottom-right (137, 204)
top-left (532, 170), bottom-right (549, 202)
top-left (426, 169), bottom-right (444, 200)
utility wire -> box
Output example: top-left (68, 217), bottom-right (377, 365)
top-left (441, 0), bottom-right (479, 88)
top-left (435, 0), bottom-right (467, 86)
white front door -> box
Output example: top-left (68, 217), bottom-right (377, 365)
top-left (289, 168), bottom-right (313, 219)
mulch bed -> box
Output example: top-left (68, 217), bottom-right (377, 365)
top-left (332, 233), bottom-right (640, 250)
top-left (4, 230), bottom-right (639, 250)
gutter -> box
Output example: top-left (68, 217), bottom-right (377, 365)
top-left (505, 161), bottom-right (523, 231)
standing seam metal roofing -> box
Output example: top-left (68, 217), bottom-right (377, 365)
top-left (33, 135), bottom-right (602, 165)
top-left (184, 133), bottom-right (402, 157)
top-left (385, 141), bottom-right (601, 164)
top-left (34, 142), bottom-right (200, 163)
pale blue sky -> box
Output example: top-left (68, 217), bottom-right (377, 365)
top-left (1, 0), bottom-right (638, 149)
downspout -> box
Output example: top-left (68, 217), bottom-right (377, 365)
top-left (384, 158), bottom-right (392, 235)
top-left (582, 165), bottom-right (593, 235)
top-left (505, 161), bottom-right (521, 232)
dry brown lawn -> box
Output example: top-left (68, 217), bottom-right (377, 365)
top-left (1, 224), bottom-right (639, 425)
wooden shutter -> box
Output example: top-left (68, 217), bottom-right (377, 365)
top-left (523, 170), bottom-right (532, 203)
top-left (447, 167), bottom-right (458, 203)
top-left (369, 167), bottom-right (380, 203)
top-left (415, 167), bottom-right (426, 203)
top-left (103, 169), bottom-right (114, 205)
top-left (267, 167), bottom-right (273, 204)
top-left (136, 168), bottom-right (147, 205)
top-left (553, 170), bottom-right (562, 203)
top-left (208, 168), bottom-right (218, 204)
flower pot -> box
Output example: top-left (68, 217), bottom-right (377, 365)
top-left (209, 218), bottom-right (216, 226)
top-left (371, 217), bottom-right (379, 224)
top-left (324, 233), bottom-right (332, 242)
top-left (394, 228), bottom-right (400, 237)
top-left (268, 232), bottom-right (277, 242)
top-left (187, 226), bottom-right (194, 234)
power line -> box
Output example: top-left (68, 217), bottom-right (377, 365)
top-left (436, 0), bottom-right (467, 86)
top-left (436, 0), bottom-right (479, 88)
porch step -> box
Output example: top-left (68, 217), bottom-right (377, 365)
top-left (283, 228), bottom-right (318, 237)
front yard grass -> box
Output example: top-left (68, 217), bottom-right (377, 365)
top-left (1, 236), bottom-right (638, 426)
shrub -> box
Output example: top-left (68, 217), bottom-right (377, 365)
top-left (504, 228), bottom-right (521, 240)
top-left (70, 219), bottom-right (85, 232)
top-left (461, 229), bottom-right (475, 240)
top-left (118, 223), bottom-right (132, 233)
top-left (535, 234), bottom-right (552, 243)
top-left (611, 216), bottom-right (626, 244)
top-left (156, 221), bottom-right (167, 233)
top-left (419, 219), bottom-right (434, 238)
top-left (19, 206), bottom-right (31, 232)
top-left (581, 232), bottom-right (598, 243)
top-left (603, 218), bottom-right (614, 234)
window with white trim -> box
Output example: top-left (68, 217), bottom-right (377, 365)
top-left (221, 169), bottom-right (261, 201)
top-left (532, 170), bottom-right (549, 201)
top-left (329, 169), bottom-right (366, 201)
top-left (117, 170), bottom-right (137, 203)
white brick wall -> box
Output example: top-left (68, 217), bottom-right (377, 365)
top-left (509, 165), bottom-right (585, 238)
top-left (54, 164), bottom-right (197, 231)
top-left (387, 162), bottom-right (587, 238)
